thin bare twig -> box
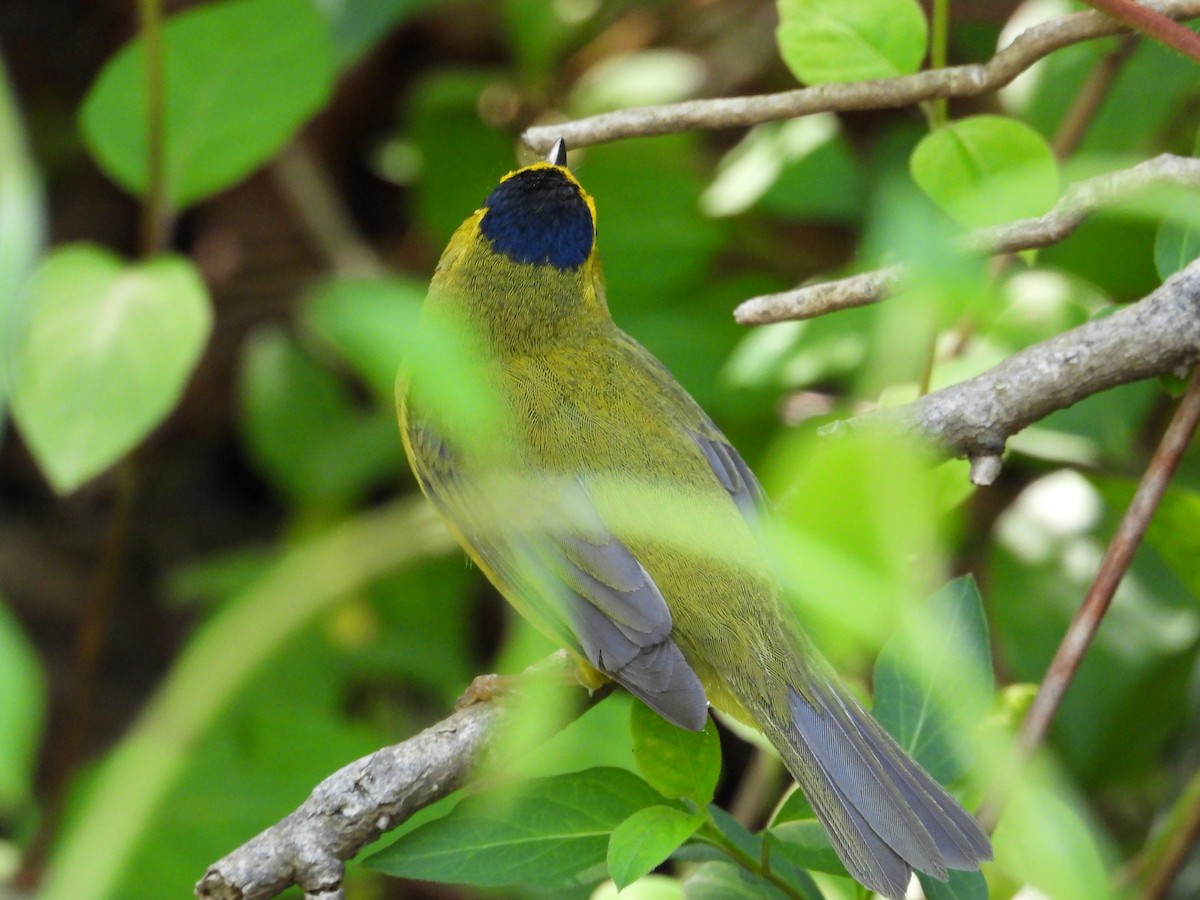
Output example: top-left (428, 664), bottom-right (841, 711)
top-left (195, 653), bottom-right (599, 900)
top-left (1019, 367), bottom-right (1200, 754)
top-left (977, 367), bottom-right (1200, 833)
top-left (823, 257), bottom-right (1200, 483)
top-left (736, 154), bottom-right (1200, 324)
top-left (522, 0), bottom-right (1200, 152)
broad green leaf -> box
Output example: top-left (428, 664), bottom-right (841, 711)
top-left (80, 0), bottom-right (335, 207)
top-left (910, 115), bottom-right (1060, 229)
top-left (771, 787), bottom-right (814, 825)
top-left (0, 59), bottom-right (45, 420)
top-left (1154, 196), bottom-right (1200, 280)
top-left (608, 806), bottom-right (705, 890)
top-left (238, 328), bottom-right (400, 507)
top-left (683, 861), bottom-right (792, 899)
top-left (776, 0), bottom-right (928, 84)
top-left (0, 592), bottom-right (44, 809)
top-left (367, 767), bottom-right (667, 888)
top-left (631, 699), bottom-right (721, 803)
top-left (768, 820), bottom-right (847, 878)
top-left (919, 868), bottom-right (989, 900)
top-left (10, 244), bottom-right (211, 493)
top-left (872, 575), bottom-right (993, 784)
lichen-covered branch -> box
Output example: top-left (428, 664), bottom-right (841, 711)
top-left (523, 0), bottom-right (1200, 153)
top-left (735, 154), bottom-right (1200, 324)
top-left (822, 258), bottom-right (1200, 484)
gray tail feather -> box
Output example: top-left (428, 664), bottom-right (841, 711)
top-left (772, 680), bottom-right (991, 900)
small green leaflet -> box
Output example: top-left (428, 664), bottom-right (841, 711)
top-left (631, 699), bottom-right (721, 804)
top-left (607, 806), bottom-right (705, 890)
top-left (776, 0), bottom-right (928, 85)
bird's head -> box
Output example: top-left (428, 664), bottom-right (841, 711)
top-left (477, 138), bottom-right (597, 271)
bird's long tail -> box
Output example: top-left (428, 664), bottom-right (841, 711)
top-left (755, 674), bottom-right (992, 900)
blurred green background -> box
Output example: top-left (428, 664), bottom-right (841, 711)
top-left (0, 0), bottom-right (1198, 898)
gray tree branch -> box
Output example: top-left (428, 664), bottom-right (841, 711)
top-left (522, 0), bottom-right (1200, 153)
top-left (822, 258), bottom-right (1200, 484)
top-left (735, 154), bottom-right (1200, 324)
top-left (194, 653), bottom-right (593, 900)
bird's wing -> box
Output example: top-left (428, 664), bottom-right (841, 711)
top-left (403, 415), bottom-right (710, 731)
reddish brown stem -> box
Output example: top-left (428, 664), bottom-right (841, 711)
top-left (1017, 367), bottom-right (1200, 755)
top-left (1083, 0), bottom-right (1200, 61)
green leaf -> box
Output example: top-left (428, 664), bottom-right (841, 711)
top-left (1153, 196), bottom-right (1200, 280)
top-left (993, 763), bottom-right (1115, 900)
top-left (0, 60), bottom-right (45, 420)
top-left (683, 861), bottom-right (791, 899)
top-left (301, 277), bottom-right (428, 403)
top-left (238, 327), bottom-right (400, 507)
top-left (10, 244), bottom-right (211, 493)
top-left (919, 868), bottom-right (989, 900)
top-left (631, 699), bottom-right (721, 803)
top-left (768, 820), bottom-right (847, 878)
top-left (0, 592), bottom-right (44, 810)
top-left (80, 0), bottom-right (334, 207)
top-left (872, 575), bottom-right (993, 784)
top-left (910, 115), bottom-right (1060, 229)
top-left (314, 0), bottom-right (433, 67)
top-left (776, 0), bottom-right (928, 84)
top-left (608, 806), bottom-right (705, 890)
top-left (704, 804), bottom-right (760, 860)
top-left (595, 875), bottom-right (686, 900)
top-left (367, 767), bottom-right (667, 889)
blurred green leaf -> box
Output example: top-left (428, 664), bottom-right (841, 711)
top-left (1154, 196), bottom-right (1200, 279)
top-left (409, 70), bottom-right (516, 244)
top-left (776, 0), bottom-right (928, 84)
top-left (910, 115), bottom-right (1059, 229)
top-left (608, 806), bottom-right (705, 890)
top-left (368, 767), bottom-right (667, 888)
top-left (39, 499), bottom-right (453, 900)
top-left (301, 277), bottom-right (428, 403)
top-left (10, 244), bottom-right (211, 493)
top-left (631, 698), bottom-right (721, 804)
top-left (239, 327), bottom-right (400, 507)
top-left (992, 761), bottom-right (1115, 900)
top-left (918, 868), bottom-right (989, 900)
top-left (80, 0), bottom-right (334, 207)
top-left (582, 135), bottom-right (723, 315)
top-left (313, 0), bottom-right (434, 67)
top-left (683, 861), bottom-right (792, 899)
top-left (594, 874), bottom-right (686, 900)
top-left (872, 575), bottom-right (993, 784)
top-left (116, 626), bottom-right (384, 899)
top-left (0, 59), bottom-right (45, 421)
top-left (0, 592), bottom-right (44, 811)
top-left (765, 428), bottom-right (947, 660)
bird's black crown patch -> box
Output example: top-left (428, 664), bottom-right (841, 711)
top-left (479, 168), bottom-right (594, 270)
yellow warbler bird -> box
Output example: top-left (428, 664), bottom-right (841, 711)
top-left (398, 139), bottom-right (991, 899)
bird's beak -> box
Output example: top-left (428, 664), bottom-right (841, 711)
top-left (546, 138), bottom-right (568, 167)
